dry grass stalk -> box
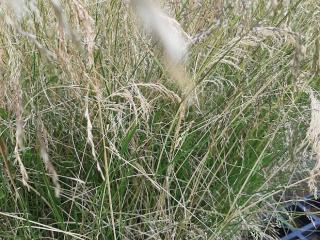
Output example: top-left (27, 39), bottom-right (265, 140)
top-left (0, 48), bottom-right (6, 108)
top-left (157, 101), bottom-right (187, 213)
top-left (0, 138), bottom-right (19, 198)
top-left (1, 16), bottom-right (30, 191)
top-left (5, 42), bottom-right (29, 189)
top-left (292, 36), bottom-right (306, 76)
top-left (37, 118), bottom-right (61, 197)
top-left (11, 64), bottom-right (29, 189)
top-left (307, 90), bottom-right (320, 196)
top-left (85, 94), bottom-right (105, 181)
top-left (50, 0), bottom-right (79, 45)
top-left (313, 28), bottom-right (320, 74)
top-left (135, 83), bottom-right (182, 103)
top-left (50, 0), bottom-right (70, 59)
top-left (73, 0), bottom-right (95, 68)
top-left (189, 25), bottom-right (215, 46)
top-left (17, 29), bottom-right (56, 60)
top-left (95, 92), bottom-right (117, 240)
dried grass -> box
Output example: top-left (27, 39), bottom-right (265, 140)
top-left (307, 90), bottom-right (320, 196)
top-left (50, 0), bottom-right (79, 44)
top-left (37, 118), bottom-right (61, 197)
top-left (73, 0), bottom-right (95, 68)
top-left (0, 0), bottom-right (318, 238)
top-left (84, 94), bottom-right (105, 181)
top-left (10, 56), bottom-right (29, 189)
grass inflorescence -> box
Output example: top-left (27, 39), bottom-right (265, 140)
top-left (0, 0), bottom-right (319, 239)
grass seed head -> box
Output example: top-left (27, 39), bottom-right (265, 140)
top-left (308, 90), bottom-right (320, 197)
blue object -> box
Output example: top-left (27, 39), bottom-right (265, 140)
top-left (278, 194), bottom-right (320, 240)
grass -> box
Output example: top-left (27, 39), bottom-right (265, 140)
top-left (0, 0), bottom-right (319, 239)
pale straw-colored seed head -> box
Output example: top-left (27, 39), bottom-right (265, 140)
top-left (307, 90), bottom-right (320, 196)
top-left (50, 0), bottom-right (79, 44)
top-left (295, 37), bottom-right (307, 61)
top-left (37, 118), bottom-right (61, 198)
top-left (85, 94), bottom-right (105, 181)
top-left (2, 0), bottom-right (39, 21)
top-left (73, 0), bottom-right (95, 68)
top-left (10, 55), bottom-right (29, 189)
top-left (313, 29), bottom-right (320, 74)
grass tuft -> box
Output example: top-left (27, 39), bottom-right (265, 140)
top-left (0, 0), bottom-right (319, 239)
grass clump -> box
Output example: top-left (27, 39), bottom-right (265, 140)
top-left (0, 0), bottom-right (319, 239)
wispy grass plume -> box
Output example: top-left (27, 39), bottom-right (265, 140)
top-left (308, 90), bottom-right (320, 196)
top-left (132, 0), bottom-right (195, 96)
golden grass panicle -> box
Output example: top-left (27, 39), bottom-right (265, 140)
top-left (11, 61), bottom-right (29, 189)
top-left (85, 94), bottom-right (105, 181)
top-left (37, 118), bottom-right (61, 198)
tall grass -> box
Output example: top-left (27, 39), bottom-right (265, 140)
top-left (0, 0), bottom-right (319, 239)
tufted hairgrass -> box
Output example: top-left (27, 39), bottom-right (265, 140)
top-left (0, 0), bottom-right (319, 239)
